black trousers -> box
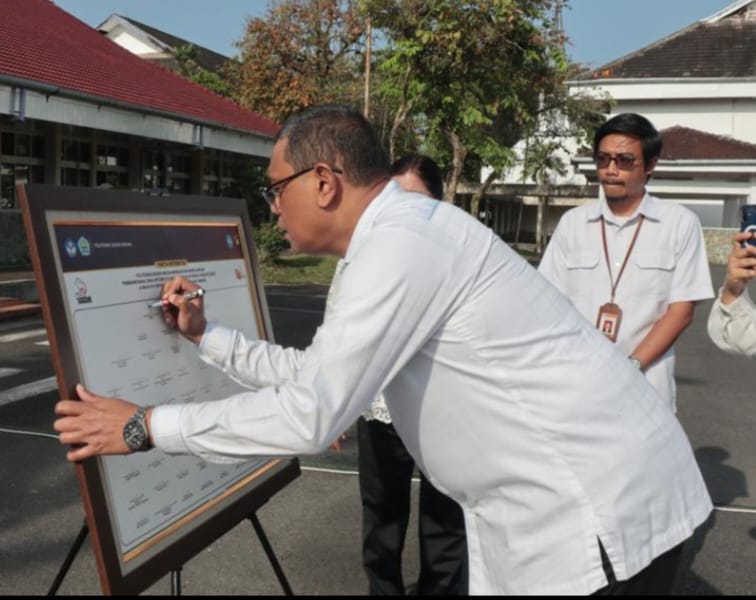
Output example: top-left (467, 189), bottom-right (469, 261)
top-left (357, 417), bottom-right (468, 595)
top-left (593, 539), bottom-right (684, 595)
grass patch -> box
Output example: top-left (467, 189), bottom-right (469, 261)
top-left (259, 245), bottom-right (540, 285)
top-left (260, 253), bottom-right (339, 285)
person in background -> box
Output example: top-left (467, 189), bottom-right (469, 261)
top-left (347, 154), bottom-right (467, 595)
top-left (538, 112), bottom-right (714, 413)
top-left (54, 105), bottom-right (712, 595)
top-left (707, 230), bottom-right (756, 356)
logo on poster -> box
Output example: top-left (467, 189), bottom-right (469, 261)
top-left (77, 236), bottom-right (91, 257)
top-left (74, 277), bottom-right (92, 304)
top-left (64, 238), bottom-right (77, 258)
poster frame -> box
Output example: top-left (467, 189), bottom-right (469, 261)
top-left (19, 184), bottom-right (300, 595)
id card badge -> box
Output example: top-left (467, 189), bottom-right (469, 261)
top-left (596, 302), bottom-right (622, 343)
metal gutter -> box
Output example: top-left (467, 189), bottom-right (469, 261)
top-left (0, 73), bottom-right (275, 140)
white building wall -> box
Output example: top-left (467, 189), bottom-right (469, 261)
top-left (571, 79), bottom-right (756, 142)
top-left (109, 29), bottom-right (162, 57)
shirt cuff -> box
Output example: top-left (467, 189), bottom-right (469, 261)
top-left (198, 321), bottom-right (236, 368)
top-left (716, 287), bottom-right (754, 316)
top-left (151, 404), bottom-right (189, 455)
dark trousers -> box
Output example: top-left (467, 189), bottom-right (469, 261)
top-left (357, 417), bottom-right (468, 595)
top-left (593, 539), bottom-right (684, 595)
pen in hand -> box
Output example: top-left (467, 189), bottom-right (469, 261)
top-left (148, 287), bottom-right (205, 309)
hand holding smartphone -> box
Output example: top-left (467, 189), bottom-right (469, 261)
top-left (741, 204), bottom-right (756, 247)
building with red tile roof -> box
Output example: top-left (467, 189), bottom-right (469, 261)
top-left (567, 0), bottom-right (756, 231)
top-left (0, 0), bottom-right (279, 214)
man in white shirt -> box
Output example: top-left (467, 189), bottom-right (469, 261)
top-left (55, 105), bottom-right (712, 595)
top-left (708, 230), bottom-right (756, 356)
top-left (538, 113), bottom-right (714, 413)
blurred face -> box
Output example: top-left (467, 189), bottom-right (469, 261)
top-left (596, 133), bottom-right (654, 206)
top-left (392, 171), bottom-right (431, 197)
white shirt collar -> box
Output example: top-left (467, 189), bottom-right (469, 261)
top-left (587, 191), bottom-right (661, 225)
top-left (343, 180), bottom-right (399, 264)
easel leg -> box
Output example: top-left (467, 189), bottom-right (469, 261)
top-left (47, 520), bottom-right (88, 596)
top-left (171, 567), bottom-right (182, 596)
top-left (249, 514), bottom-right (293, 595)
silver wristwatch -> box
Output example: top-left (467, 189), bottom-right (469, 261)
top-left (628, 356), bottom-right (643, 371)
top-left (123, 406), bottom-right (152, 452)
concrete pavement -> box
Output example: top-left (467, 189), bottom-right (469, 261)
top-left (1, 265), bottom-right (755, 595)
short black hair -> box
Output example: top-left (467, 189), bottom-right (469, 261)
top-left (390, 154), bottom-right (444, 200)
top-left (593, 113), bottom-right (662, 167)
top-left (276, 105), bottom-right (390, 187)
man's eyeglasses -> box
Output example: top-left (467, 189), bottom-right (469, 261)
top-left (594, 152), bottom-right (638, 171)
top-left (261, 166), bottom-right (343, 207)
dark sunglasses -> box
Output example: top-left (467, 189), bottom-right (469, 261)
top-left (594, 152), bottom-right (638, 171)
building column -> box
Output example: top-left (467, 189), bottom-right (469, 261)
top-left (46, 123), bottom-right (61, 185)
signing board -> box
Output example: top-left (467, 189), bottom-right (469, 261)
top-left (19, 185), bottom-right (299, 595)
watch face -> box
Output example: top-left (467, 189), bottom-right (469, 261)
top-left (124, 419), bottom-right (147, 451)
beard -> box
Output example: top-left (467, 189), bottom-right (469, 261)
top-left (601, 181), bottom-right (627, 203)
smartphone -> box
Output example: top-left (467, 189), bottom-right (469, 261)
top-left (741, 204), bottom-right (756, 247)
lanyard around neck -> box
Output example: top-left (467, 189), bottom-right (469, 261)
top-left (600, 215), bottom-right (644, 303)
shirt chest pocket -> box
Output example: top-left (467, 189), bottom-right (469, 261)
top-left (564, 251), bottom-right (600, 298)
top-left (631, 251), bottom-right (675, 295)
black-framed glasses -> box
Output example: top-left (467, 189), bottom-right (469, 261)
top-left (261, 166), bottom-right (343, 207)
top-left (594, 152), bottom-right (638, 171)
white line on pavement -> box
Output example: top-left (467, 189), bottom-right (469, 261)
top-left (0, 376), bottom-right (57, 407)
top-left (0, 367), bottom-right (22, 378)
top-left (0, 328), bottom-right (48, 343)
top-left (714, 505), bottom-right (756, 514)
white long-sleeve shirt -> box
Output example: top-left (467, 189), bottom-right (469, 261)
top-left (152, 182), bottom-right (712, 595)
top-left (708, 288), bottom-right (756, 356)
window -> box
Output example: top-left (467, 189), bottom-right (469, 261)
top-left (1, 128), bottom-right (46, 208)
top-left (96, 143), bottom-right (130, 189)
top-left (0, 163), bottom-right (44, 208)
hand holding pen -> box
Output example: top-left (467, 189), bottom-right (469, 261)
top-left (148, 287), bottom-right (205, 309)
top-left (154, 276), bottom-right (208, 345)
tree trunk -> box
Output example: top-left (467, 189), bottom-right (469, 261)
top-left (387, 64), bottom-right (413, 163)
top-left (445, 131), bottom-right (467, 205)
top-left (469, 170), bottom-right (498, 223)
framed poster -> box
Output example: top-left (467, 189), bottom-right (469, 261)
top-left (19, 184), bottom-right (300, 595)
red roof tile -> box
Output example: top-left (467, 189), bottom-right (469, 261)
top-left (661, 126), bottom-right (756, 160)
top-left (0, 0), bottom-right (278, 137)
top-left (576, 126), bottom-right (756, 161)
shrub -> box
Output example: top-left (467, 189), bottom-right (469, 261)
top-left (254, 221), bottom-right (289, 264)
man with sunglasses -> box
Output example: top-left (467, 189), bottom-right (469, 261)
top-left (539, 113), bottom-right (713, 414)
top-left (55, 105), bottom-right (712, 595)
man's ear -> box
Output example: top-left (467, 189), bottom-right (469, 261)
top-left (314, 164), bottom-right (340, 208)
top-left (645, 157), bottom-right (658, 176)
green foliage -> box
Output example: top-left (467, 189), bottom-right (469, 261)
top-left (254, 221), bottom-right (289, 264)
top-left (364, 0), bottom-right (601, 203)
top-left (226, 0), bottom-right (606, 211)
top-left (172, 44), bottom-right (234, 97)
top-left (219, 161), bottom-right (271, 226)
top-left (232, 0), bottom-right (365, 123)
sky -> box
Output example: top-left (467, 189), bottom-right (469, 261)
top-left (54, 0), bottom-right (735, 69)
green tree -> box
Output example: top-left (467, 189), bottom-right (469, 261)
top-left (366, 0), bottom-right (602, 212)
top-left (172, 44), bottom-right (234, 97)
top-left (233, 0), bottom-right (366, 123)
